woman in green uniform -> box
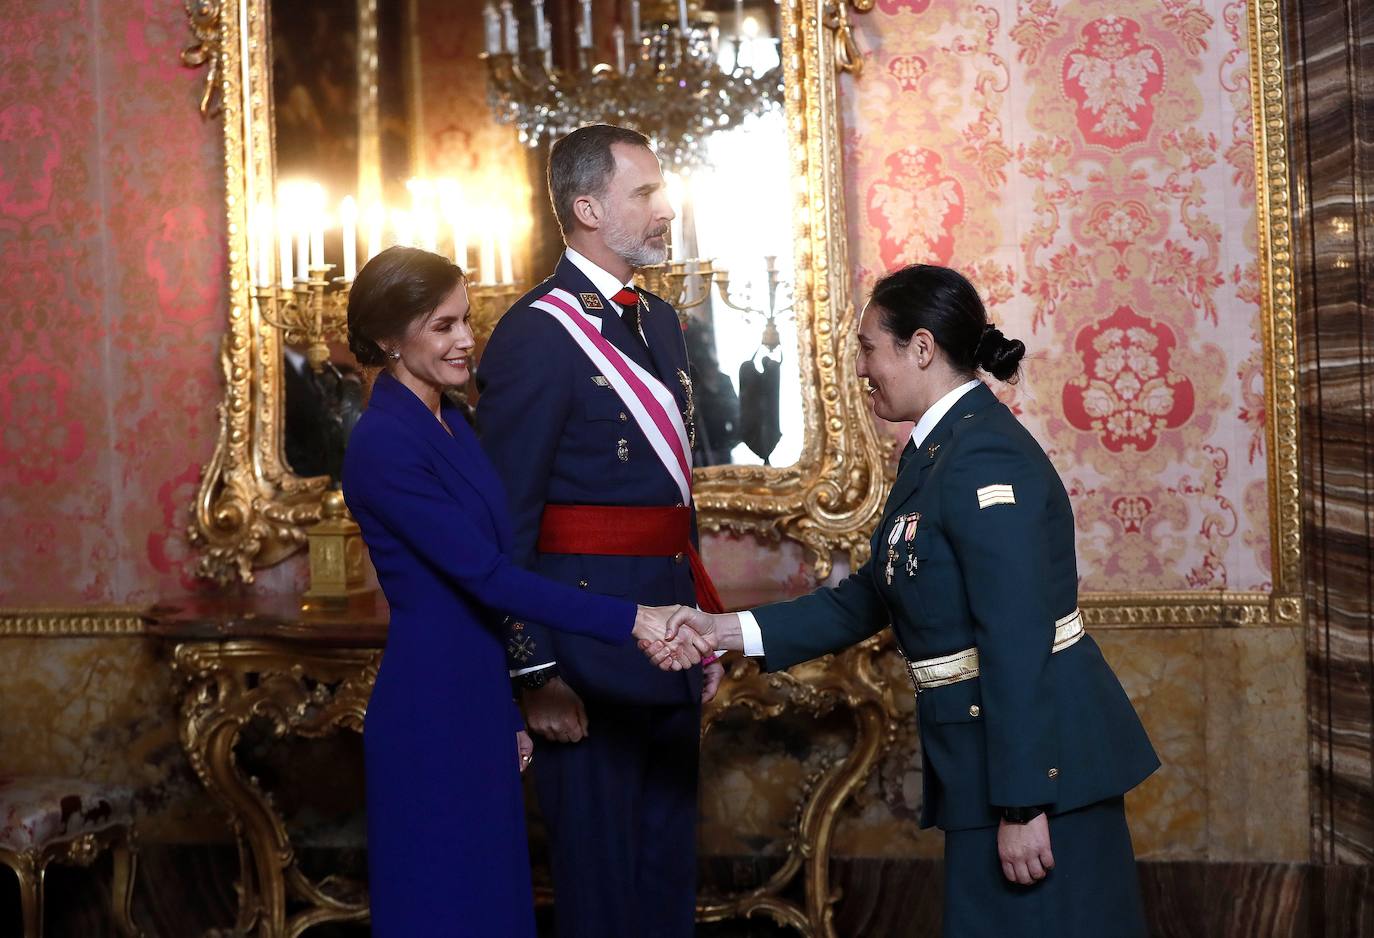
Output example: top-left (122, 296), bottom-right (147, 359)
top-left (662, 264), bottom-right (1159, 937)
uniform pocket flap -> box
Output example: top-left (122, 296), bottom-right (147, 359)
top-left (928, 681), bottom-right (984, 724)
top-left (583, 394), bottom-right (629, 423)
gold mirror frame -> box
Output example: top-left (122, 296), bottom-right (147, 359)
top-left (182, 0), bottom-right (892, 584)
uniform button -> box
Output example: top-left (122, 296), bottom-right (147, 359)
top-left (577, 579), bottom-right (589, 589)
top-left (673, 552), bottom-right (685, 564)
top-left (968, 704), bottom-right (980, 718)
top-left (1047, 767), bottom-right (1059, 779)
top-left (619, 412), bottom-right (629, 422)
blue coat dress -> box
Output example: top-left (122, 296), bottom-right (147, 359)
top-left (341, 371), bottom-right (637, 937)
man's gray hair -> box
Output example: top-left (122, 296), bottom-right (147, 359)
top-left (547, 124), bottom-right (653, 235)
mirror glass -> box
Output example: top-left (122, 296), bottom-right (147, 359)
top-left (267, 0), bottom-right (803, 474)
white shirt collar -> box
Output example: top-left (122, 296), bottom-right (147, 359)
top-left (910, 379), bottom-right (981, 450)
top-left (564, 247), bottom-right (634, 312)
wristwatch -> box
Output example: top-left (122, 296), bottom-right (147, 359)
top-left (1000, 805), bottom-right (1046, 824)
top-left (516, 665), bottom-right (559, 691)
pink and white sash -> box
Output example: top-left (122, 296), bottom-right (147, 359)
top-left (531, 287), bottom-right (693, 503)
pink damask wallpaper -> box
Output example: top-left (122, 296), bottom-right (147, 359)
top-left (0, 0), bottom-right (224, 605)
top-left (844, 0), bottom-right (1270, 593)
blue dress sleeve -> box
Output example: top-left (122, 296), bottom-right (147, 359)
top-left (347, 435), bottom-right (635, 646)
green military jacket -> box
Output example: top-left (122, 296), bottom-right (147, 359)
top-left (753, 382), bottom-right (1159, 831)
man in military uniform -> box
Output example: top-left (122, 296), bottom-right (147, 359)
top-left (476, 124), bottom-right (723, 938)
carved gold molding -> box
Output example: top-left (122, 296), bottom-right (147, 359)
top-left (1248, 0), bottom-right (1303, 615)
top-left (700, 638), bottom-right (898, 937)
top-left (182, 0), bottom-right (890, 584)
top-left (0, 607), bottom-right (148, 637)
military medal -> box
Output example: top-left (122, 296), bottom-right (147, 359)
top-left (885, 515), bottom-right (905, 585)
top-left (903, 512), bottom-right (921, 575)
top-left (617, 438), bottom-right (630, 462)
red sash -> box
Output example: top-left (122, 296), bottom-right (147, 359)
top-left (538, 504), bottom-right (725, 614)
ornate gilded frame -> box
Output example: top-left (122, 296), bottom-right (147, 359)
top-left (181, 0), bottom-right (892, 584)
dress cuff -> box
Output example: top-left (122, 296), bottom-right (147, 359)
top-left (738, 611), bottom-right (766, 658)
top-left (509, 661), bottom-right (557, 677)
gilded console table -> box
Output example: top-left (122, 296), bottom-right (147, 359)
top-left (149, 596), bottom-right (386, 938)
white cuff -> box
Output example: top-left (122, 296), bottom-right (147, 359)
top-left (509, 661), bottom-right (556, 677)
top-left (737, 611), bottom-right (766, 658)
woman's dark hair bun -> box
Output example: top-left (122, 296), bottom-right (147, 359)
top-left (349, 332), bottom-right (389, 367)
top-left (973, 325), bottom-right (1025, 383)
top-left (869, 264), bottom-right (1025, 384)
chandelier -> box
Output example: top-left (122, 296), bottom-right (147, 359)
top-left (481, 0), bottom-right (783, 171)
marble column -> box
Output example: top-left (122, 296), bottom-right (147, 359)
top-left (1285, 0), bottom-right (1374, 867)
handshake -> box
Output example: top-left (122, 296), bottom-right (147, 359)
top-left (630, 605), bottom-right (741, 670)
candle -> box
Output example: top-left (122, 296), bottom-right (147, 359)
top-left (392, 210), bottom-right (413, 249)
top-left (533, 0), bottom-right (547, 49)
top-left (278, 214), bottom-right (293, 289)
top-left (500, 0), bottom-right (517, 53)
top-left (734, 0), bottom-right (744, 38)
top-left (365, 202), bottom-right (384, 260)
top-left (310, 223), bottom-right (324, 270)
top-left (499, 229), bottom-right (514, 284)
top-left (438, 179), bottom-right (467, 270)
top-left (629, 0), bottom-right (640, 42)
top-left (542, 24), bottom-right (553, 67)
top-left (480, 231), bottom-right (496, 284)
top-left (340, 196), bottom-right (358, 281)
top-left (678, 0), bottom-right (688, 32)
top-left (613, 23), bottom-right (626, 71)
top-left (295, 218), bottom-right (308, 279)
top-left (581, 0), bottom-right (593, 48)
top-left (482, 3), bottom-right (501, 54)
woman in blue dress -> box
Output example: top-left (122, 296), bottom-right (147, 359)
top-left (341, 246), bottom-right (698, 936)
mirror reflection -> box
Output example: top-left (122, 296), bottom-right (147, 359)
top-left (264, 0), bottom-right (804, 476)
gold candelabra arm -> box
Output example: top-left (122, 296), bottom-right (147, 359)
top-left (255, 264), bottom-right (347, 372)
top-left (636, 259), bottom-right (715, 325)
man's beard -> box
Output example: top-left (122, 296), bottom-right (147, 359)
top-left (604, 213), bottom-right (668, 268)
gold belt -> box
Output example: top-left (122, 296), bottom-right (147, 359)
top-left (903, 608), bottom-right (1085, 693)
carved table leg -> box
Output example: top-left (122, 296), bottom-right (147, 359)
top-left (110, 829), bottom-right (143, 938)
top-left (0, 848), bottom-right (45, 938)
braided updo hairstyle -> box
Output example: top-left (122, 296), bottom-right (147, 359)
top-left (346, 245), bottom-right (464, 366)
top-left (868, 264), bottom-right (1024, 383)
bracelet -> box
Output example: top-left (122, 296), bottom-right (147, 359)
top-left (701, 653), bottom-right (720, 667)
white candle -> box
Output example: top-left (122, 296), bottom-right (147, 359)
top-left (340, 196), bottom-right (358, 281)
top-left (499, 229), bottom-right (514, 284)
top-left (500, 0), bottom-right (517, 53)
top-left (310, 211), bottom-right (324, 269)
top-left (533, 0), bottom-right (547, 49)
top-left (613, 23), bottom-right (626, 71)
top-left (295, 219), bottom-right (309, 279)
top-left (392, 210), bottom-right (413, 249)
top-left (630, 0), bottom-right (640, 42)
top-left (581, 0), bottom-right (593, 47)
top-left (365, 202), bottom-right (384, 260)
top-left (734, 0), bottom-right (744, 38)
top-left (480, 231), bottom-right (496, 284)
top-left (278, 214), bottom-right (293, 289)
top-left (438, 179), bottom-right (467, 270)
top-left (482, 2), bottom-right (501, 53)
top-left (678, 0), bottom-right (688, 32)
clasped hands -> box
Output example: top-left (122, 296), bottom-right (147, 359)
top-left (631, 605), bottom-right (736, 670)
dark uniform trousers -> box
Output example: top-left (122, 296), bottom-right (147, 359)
top-left (477, 255), bottom-right (703, 938)
top-left (752, 383), bottom-right (1159, 938)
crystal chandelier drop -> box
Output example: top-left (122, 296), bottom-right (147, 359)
top-left (481, 0), bottom-right (783, 172)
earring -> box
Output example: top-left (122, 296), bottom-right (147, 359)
top-left (388, 349), bottom-right (400, 361)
